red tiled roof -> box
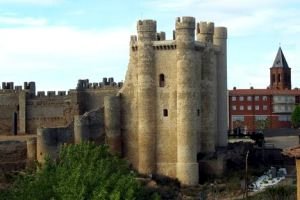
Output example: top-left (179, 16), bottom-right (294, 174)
top-left (283, 145), bottom-right (300, 158)
top-left (229, 89), bottom-right (300, 96)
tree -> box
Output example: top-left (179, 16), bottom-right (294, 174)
top-left (255, 118), bottom-right (270, 132)
top-left (291, 105), bottom-right (300, 128)
top-left (5, 142), bottom-right (160, 200)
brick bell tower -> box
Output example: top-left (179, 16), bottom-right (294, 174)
top-left (270, 47), bottom-right (291, 90)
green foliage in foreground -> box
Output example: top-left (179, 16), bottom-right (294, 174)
top-left (292, 105), bottom-right (300, 128)
top-left (246, 185), bottom-right (296, 200)
top-left (1, 142), bottom-right (160, 200)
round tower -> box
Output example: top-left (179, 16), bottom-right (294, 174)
top-left (137, 19), bottom-right (157, 174)
top-left (74, 115), bottom-right (89, 144)
top-left (197, 21), bottom-right (217, 153)
top-left (104, 95), bottom-right (121, 155)
top-left (175, 16), bottom-right (199, 185)
top-left (37, 128), bottom-right (57, 163)
top-left (213, 27), bottom-right (228, 147)
top-left (196, 22), bottom-right (214, 43)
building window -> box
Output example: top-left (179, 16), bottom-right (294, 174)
top-left (247, 105), bottom-right (252, 110)
top-left (278, 115), bottom-right (291, 121)
top-left (197, 109), bottom-right (200, 116)
top-left (255, 115), bottom-right (267, 121)
top-left (239, 96), bottom-right (244, 101)
top-left (163, 109), bottom-right (168, 117)
top-left (255, 96), bottom-right (259, 101)
top-left (232, 96), bottom-right (236, 101)
top-left (280, 105), bottom-right (284, 111)
top-left (159, 74), bottom-right (165, 87)
top-left (255, 105), bottom-right (259, 110)
top-left (240, 106), bottom-right (244, 110)
top-left (278, 74), bottom-right (281, 82)
top-left (232, 105), bottom-right (236, 110)
top-left (263, 105), bottom-right (267, 111)
top-left (272, 74), bottom-right (275, 83)
top-left (262, 96), bottom-right (267, 101)
top-left (247, 96), bottom-right (252, 101)
top-left (232, 115), bottom-right (245, 121)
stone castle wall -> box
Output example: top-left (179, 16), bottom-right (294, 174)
top-left (2, 16), bottom-right (228, 186)
top-left (0, 79), bottom-right (120, 135)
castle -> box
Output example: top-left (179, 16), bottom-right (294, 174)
top-left (1, 17), bottom-right (228, 185)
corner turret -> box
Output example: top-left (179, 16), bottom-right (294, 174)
top-left (137, 20), bottom-right (157, 41)
top-left (213, 27), bottom-right (228, 148)
top-left (136, 19), bottom-right (157, 174)
top-left (175, 16), bottom-right (199, 185)
top-left (197, 21), bottom-right (214, 43)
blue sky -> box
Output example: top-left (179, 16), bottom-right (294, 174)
top-left (0, 0), bottom-right (300, 92)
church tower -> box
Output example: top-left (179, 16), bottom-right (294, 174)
top-left (270, 47), bottom-right (291, 90)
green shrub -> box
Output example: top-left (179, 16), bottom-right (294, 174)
top-left (4, 142), bottom-right (160, 200)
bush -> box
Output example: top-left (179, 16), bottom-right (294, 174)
top-left (4, 142), bottom-right (160, 200)
top-left (292, 105), bottom-right (300, 128)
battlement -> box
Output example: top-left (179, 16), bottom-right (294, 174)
top-left (76, 78), bottom-right (123, 90)
top-left (175, 16), bottom-right (195, 30)
top-left (197, 22), bottom-right (214, 34)
top-left (214, 27), bottom-right (227, 39)
top-left (36, 91), bottom-right (68, 98)
top-left (156, 32), bottom-right (166, 41)
top-left (137, 20), bottom-right (157, 32)
top-left (130, 35), bottom-right (137, 45)
top-left (0, 81), bottom-right (36, 94)
top-left (24, 82), bottom-right (36, 90)
top-left (2, 82), bottom-right (14, 90)
top-left (153, 40), bottom-right (176, 50)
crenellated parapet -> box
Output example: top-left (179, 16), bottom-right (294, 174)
top-left (35, 91), bottom-right (68, 98)
top-left (175, 16), bottom-right (196, 30)
top-left (196, 21), bottom-right (214, 43)
top-left (0, 81), bottom-right (35, 95)
top-left (76, 78), bottom-right (123, 90)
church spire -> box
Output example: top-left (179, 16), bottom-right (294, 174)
top-left (272, 47), bottom-right (290, 68)
top-left (270, 47), bottom-right (291, 90)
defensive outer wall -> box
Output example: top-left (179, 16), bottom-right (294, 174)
top-left (1, 17), bottom-right (228, 186)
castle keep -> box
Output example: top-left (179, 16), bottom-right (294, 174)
top-left (0, 17), bottom-right (228, 185)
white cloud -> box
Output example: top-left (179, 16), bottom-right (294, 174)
top-left (0, 26), bottom-right (132, 90)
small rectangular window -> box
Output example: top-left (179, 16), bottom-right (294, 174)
top-left (255, 105), bottom-right (259, 110)
top-left (240, 105), bottom-right (244, 110)
top-left (159, 74), bottom-right (165, 87)
top-left (232, 96), bottom-right (236, 101)
top-left (247, 105), bottom-right (252, 110)
top-left (247, 96), bottom-right (252, 101)
top-left (163, 109), bottom-right (168, 117)
top-left (232, 115), bottom-right (245, 121)
top-left (262, 96), bottom-right (267, 101)
top-left (239, 96), bottom-right (244, 101)
top-left (232, 105), bottom-right (236, 110)
top-left (263, 105), bottom-right (267, 111)
top-left (255, 96), bottom-right (259, 101)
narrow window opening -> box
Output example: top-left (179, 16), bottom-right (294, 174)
top-left (197, 109), bottom-right (200, 116)
top-left (163, 109), bottom-right (168, 117)
top-left (159, 74), bottom-right (165, 87)
top-left (278, 74), bottom-right (281, 82)
top-left (272, 74), bottom-right (275, 83)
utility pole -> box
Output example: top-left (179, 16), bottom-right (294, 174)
top-left (245, 150), bottom-right (249, 199)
